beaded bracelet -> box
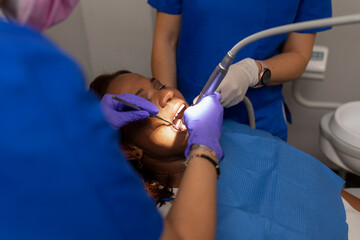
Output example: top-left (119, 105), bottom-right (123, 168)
top-left (184, 153), bottom-right (220, 178)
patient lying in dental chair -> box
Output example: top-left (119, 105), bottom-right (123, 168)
top-left (90, 70), bottom-right (360, 240)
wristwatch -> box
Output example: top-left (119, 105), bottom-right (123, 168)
top-left (253, 61), bottom-right (271, 88)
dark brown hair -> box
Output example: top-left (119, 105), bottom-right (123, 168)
top-left (89, 70), bottom-right (174, 206)
top-left (89, 70), bottom-right (131, 98)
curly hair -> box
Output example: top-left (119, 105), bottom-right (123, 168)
top-left (89, 70), bottom-right (174, 206)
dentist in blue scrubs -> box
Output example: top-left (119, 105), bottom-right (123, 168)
top-left (0, 0), bottom-right (224, 239)
top-left (149, 0), bottom-right (332, 141)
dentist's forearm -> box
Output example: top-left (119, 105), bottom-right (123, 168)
top-left (161, 147), bottom-right (218, 240)
top-left (151, 11), bottom-right (181, 88)
top-left (151, 41), bottom-right (178, 88)
top-left (260, 32), bottom-right (315, 85)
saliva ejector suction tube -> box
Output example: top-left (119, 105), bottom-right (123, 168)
top-left (194, 14), bottom-right (360, 105)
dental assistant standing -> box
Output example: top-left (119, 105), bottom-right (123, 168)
top-left (149, 0), bottom-right (332, 141)
top-left (0, 1), bottom-right (224, 239)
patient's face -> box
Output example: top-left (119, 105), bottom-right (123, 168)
top-left (107, 73), bottom-right (189, 158)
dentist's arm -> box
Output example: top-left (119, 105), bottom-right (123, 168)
top-left (161, 93), bottom-right (223, 240)
top-left (151, 11), bottom-right (181, 88)
top-left (263, 32), bottom-right (315, 85)
top-left (216, 32), bottom-right (315, 107)
top-left (161, 149), bottom-right (218, 240)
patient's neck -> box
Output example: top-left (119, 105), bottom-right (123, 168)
top-left (142, 154), bottom-right (186, 188)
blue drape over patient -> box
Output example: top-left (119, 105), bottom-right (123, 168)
top-left (217, 120), bottom-right (347, 240)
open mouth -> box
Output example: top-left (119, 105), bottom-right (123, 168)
top-left (172, 103), bottom-right (187, 132)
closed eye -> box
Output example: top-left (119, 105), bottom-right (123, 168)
top-left (150, 77), bottom-right (166, 91)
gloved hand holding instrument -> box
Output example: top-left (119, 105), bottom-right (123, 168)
top-left (215, 58), bottom-right (260, 108)
top-left (100, 94), bottom-right (159, 129)
top-left (194, 14), bottom-right (360, 109)
top-left (184, 92), bottom-right (224, 160)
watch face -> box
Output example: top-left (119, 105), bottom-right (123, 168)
top-left (261, 69), bottom-right (271, 85)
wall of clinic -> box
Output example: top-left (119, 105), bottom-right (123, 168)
top-left (46, 0), bottom-right (155, 82)
top-left (283, 0), bottom-right (360, 167)
top-left (45, 0), bottom-right (360, 168)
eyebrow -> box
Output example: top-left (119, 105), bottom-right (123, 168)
top-left (135, 88), bottom-right (144, 96)
top-left (151, 77), bottom-right (165, 87)
top-left (135, 77), bottom-right (157, 96)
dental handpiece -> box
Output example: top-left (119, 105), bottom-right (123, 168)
top-left (112, 95), bottom-right (179, 129)
top-left (194, 52), bottom-right (234, 105)
top-left (194, 14), bottom-right (360, 105)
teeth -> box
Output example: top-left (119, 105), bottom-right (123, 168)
top-left (173, 104), bottom-right (185, 121)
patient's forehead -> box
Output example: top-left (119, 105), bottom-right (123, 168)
top-left (107, 73), bottom-right (148, 95)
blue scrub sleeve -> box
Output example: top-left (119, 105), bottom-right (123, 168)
top-left (295, 0), bottom-right (332, 33)
top-left (148, 0), bottom-right (182, 15)
top-left (0, 20), bottom-right (163, 240)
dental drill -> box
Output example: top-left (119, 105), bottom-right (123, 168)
top-left (194, 14), bottom-right (360, 105)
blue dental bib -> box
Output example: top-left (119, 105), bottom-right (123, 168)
top-left (217, 120), bottom-right (347, 240)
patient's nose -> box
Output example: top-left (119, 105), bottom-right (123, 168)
top-left (159, 89), bottom-right (174, 108)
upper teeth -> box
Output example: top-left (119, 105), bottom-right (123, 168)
top-left (173, 104), bottom-right (185, 121)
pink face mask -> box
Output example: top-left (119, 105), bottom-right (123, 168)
top-left (3, 0), bottom-right (79, 31)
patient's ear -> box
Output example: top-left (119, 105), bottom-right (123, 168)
top-left (121, 142), bottom-right (143, 161)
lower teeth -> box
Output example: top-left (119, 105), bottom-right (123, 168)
top-left (173, 118), bottom-right (186, 131)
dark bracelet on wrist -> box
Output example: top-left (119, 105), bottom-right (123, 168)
top-left (190, 144), bottom-right (218, 158)
top-left (184, 153), bottom-right (220, 178)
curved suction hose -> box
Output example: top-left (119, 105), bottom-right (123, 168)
top-left (243, 96), bottom-right (256, 129)
top-left (229, 14), bottom-right (360, 57)
top-left (195, 14), bottom-right (360, 105)
top-left (194, 13), bottom-right (360, 129)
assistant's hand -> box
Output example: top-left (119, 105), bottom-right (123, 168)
top-left (184, 93), bottom-right (224, 159)
top-left (100, 94), bottom-right (159, 129)
top-left (216, 58), bottom-right (259, 108)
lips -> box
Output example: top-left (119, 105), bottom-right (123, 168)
top-left (171, 101), bottom-right (187, 132)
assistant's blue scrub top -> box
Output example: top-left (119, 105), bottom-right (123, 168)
top-left (0, 20), bottom-right (162, 239)
top-left (148, 0), bottom-right (332, 141)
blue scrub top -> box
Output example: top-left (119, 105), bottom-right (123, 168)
top-left (148, 0), bottom-right (332, 140)
top-left (0, 20), bottom-right (162, 239)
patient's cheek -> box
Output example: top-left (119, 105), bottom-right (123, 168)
top-left (150, 126), bottom-right (171, 140)
top-left (138, 119), bottom-right (188, 153)
top-left (143, 118), bottom-right (162, 130)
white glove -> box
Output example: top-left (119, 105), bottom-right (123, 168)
top-left (216, 58), bottom-right (259, 108)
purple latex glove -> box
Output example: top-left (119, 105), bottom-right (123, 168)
top-left (100, 94), bottom-right (159, 129)
top-left (184, 93), bottom-right (224, 160)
